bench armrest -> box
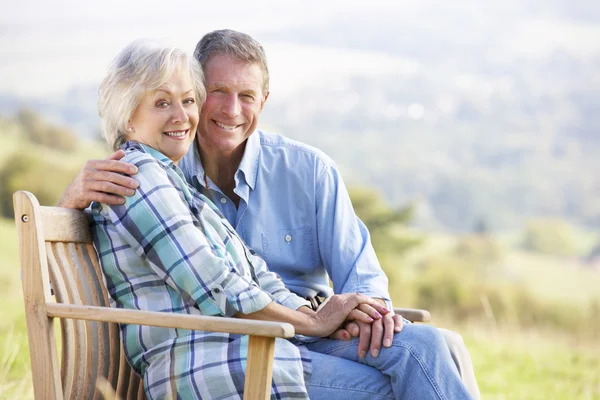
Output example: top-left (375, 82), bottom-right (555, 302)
top-left (394, 307), bottom-right (431, 322)
top-left (46, 303), bottom-right (295, 338)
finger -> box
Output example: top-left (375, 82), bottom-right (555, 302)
top-left (382, 314), bottom-right (396, 348)
top-left (357, 322), bottom-right (371, 358)
top-left (368, 301), bottom-right (390, 315)
top-left (86, 192), bottom-right (127, 205)
top-left (350, 294), bottom-right (390, 315)
top-left (91, 159), bottom-right (138, 176)
top-left (87, 170), bottom-right (139, 190)
top-left (329, 328), bottom-right (352, 341)
top-left (369, 319), bottom-right (384, 357)
top-left (87, 181), bottom-right (137, 197)
top-left (392, 314), bottom-right (404, 333)
top-left (356, 303), bottom-right (383, 320)
top-left (347, 308), bottom-right (374, 324)
top-left (105, 149), bottom-right (127, 161)
top-left (344, 322), bottom-right (360, 337)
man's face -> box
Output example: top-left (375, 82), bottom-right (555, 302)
top-left (197, 54), bottom-right (269, 157)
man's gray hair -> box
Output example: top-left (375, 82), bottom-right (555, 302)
top-left (193, 29), bottom-right (270, 94)
top-left (98, 39), bottom-right (206, 151)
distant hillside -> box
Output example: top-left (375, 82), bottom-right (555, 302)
top-left (260, 0), bottom-right (600, 231)
top-left (0, 0), bottom-right (598, 231)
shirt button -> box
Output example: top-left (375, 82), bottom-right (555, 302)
top-left (213, 288), bottom-right (221, 294)
top-left (220, 198), bottom-right (227, 204)
top-left (285, 234), bottom-right (292, 243)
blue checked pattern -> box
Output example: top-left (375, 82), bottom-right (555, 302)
top-left (91, 141), bottom-right (311, 399)
top-left (178, 130), bottom-right (393, 309)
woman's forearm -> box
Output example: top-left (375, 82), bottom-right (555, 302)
top-left (235, 293), bottom-right (389, 338)
top-left (235, 302), bottom-right (319, 336)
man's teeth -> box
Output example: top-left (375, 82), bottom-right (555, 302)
top-left (164, 130), bottom-right (187, 137)
top-left (215, 121), bottom-right (237, 130)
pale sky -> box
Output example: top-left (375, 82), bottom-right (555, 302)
top-left (1, 0), bottom-right (597, 98)
top-left (0, 0), bottom-right (418, 97)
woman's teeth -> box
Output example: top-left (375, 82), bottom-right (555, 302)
top-left (164, 130), bottom-right (187, 137)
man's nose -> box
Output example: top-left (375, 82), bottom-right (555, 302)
top-left (221, 93), bottom-right (241, 117)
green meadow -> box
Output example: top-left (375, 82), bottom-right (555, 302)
top-left (2, 217), bottom-right (599, 399)
top-left (1, 115), bottom-right (599, 399)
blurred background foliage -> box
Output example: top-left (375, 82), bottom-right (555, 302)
top-left (0, 110), bottom-right (96, 218)
top-left (1, 108), bottom-right (599, 398)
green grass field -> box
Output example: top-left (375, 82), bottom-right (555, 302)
top-left (464, 326), bottom-right (600, 399)
top-left (1, 217), bottom-right (599, 399)
top-left (0, 218), bottom-right (33, 399)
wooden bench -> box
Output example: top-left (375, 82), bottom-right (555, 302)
top-left (13, 190), bottom-right (430, 399)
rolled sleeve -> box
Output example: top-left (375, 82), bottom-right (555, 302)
top-left (252, 256), bottom-right (311, 311)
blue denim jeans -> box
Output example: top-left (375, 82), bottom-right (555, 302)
top-left (306, 323), bottom-right (473, 400)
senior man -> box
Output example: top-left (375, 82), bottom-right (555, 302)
top-left (59, 29), bottom-right (479, 399)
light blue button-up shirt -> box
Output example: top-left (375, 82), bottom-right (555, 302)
top-left (179, 130), bottom-right (391, 305)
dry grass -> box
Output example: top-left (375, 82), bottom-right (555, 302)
top-left (1, 218), bottom-right (599, 399)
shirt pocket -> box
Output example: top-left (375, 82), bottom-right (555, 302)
top-left (261, 225), bottom-right (315, 269)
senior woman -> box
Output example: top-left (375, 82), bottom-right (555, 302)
top-left (92, 39), bottom-right (390, 399)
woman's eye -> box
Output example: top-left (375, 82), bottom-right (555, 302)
top-left (156, 101), bottom-right (169, 108)
top-left (183, 97), bottom-right (195, 105)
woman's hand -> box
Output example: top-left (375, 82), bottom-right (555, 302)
top-left (307, 293), bottom-right (390, 337)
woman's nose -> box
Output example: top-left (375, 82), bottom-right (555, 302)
top-left (171, 102), bottom-right (189, 124)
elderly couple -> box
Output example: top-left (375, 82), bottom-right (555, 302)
top-left (59, 30), bottom-right (478, 399)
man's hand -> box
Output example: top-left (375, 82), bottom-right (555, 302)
top-left (57, 150), bottom-right (139, 209)
top-left (309, 293), bottom-right (389, 337)
top-left (330, 299), bottom-right (404, 358)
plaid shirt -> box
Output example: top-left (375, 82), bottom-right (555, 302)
top-left (92, 141), bottom-right (311, 399)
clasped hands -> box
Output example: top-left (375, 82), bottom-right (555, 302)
top-left (329, 298), bottom-right (404, 359)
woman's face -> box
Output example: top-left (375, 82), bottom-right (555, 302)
top-left (128, 67), bottom-right (199, 164)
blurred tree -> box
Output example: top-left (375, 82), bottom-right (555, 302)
top-left (348, 186), bottom-right (422, 255)
top-left (455, 234), bottom-right (504, 265)
top-left (16, 107), bottom-right (77, 152)
top-left (521, 218), bottom-right (578, 257)
top-left (0, 152), bottom-right (76, 218)
top-left (473, 218), bottom-right (490, 235)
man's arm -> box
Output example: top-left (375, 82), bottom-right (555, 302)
top-left (315, 160), bottom-right (402, 356)
top-left (57, 150), bottom-right (139, 209)
top-left (315, 160), bottom-right (391, 303)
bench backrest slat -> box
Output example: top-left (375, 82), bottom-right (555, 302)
top-left (14, 191), bottom-right (145, 399)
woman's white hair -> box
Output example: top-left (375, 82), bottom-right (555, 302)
top-left (98, 39), bottom-right (206, 150)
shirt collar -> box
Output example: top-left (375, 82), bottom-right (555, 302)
top-left (236, 130), bottom-right (260, 190)
top-left (190, 130), bottom-right (261, 191)
top-left (122, 141), bottom-right (174, 167)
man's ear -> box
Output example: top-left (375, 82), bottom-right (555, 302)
top-left (260, 91), bottom-right (270, 111)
